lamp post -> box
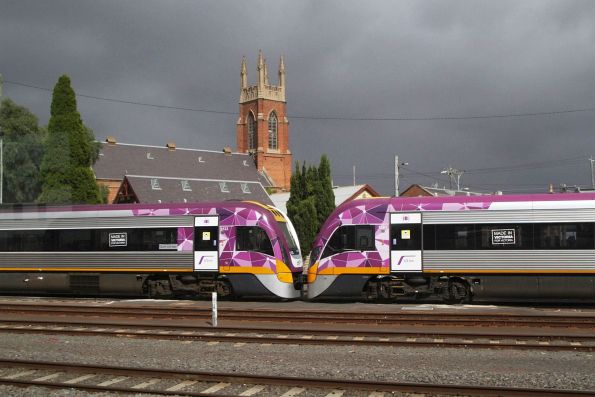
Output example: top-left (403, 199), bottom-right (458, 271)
top-left (394, 155), bottom-right (408, 197)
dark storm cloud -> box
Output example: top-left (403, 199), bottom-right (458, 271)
top-left (1, 0), bottom-right (595, 194)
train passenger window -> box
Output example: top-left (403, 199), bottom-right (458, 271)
top-left (236, 226), bottom-right (274, 256)
top-left (477, 224), bottom-right (533, 250)
top-left (59, 229), bottom-right (94, 251)
top-left (534, 223), bottom-right (594, 249)
top-left (390, 224), bottom-right (421, 251)
top-left (422, 225), bottom-right (436, 250)
top-left (321, 225), bottom-right (375, 259)
top-left (435, 225), bottom-right (476, 250)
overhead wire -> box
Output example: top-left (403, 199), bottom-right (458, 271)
top-left (5, 79), bottom-right (595, 121)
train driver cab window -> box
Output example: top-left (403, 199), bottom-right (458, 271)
top-left (236, 226), bottom-right (274, 256)
top-left (322, 225), bottom-right (375, 259)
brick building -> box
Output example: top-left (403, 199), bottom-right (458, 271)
top-left (236, 51), bottom-right (292, 191)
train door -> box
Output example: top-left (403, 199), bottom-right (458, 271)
top-left (194, 216), bottom-right (219, 271)
top-left (390, 213), bottom-right (422, 272)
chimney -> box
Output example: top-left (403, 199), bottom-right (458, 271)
top-left (166, 142), bottom-right (176, 151)
top-left (106, 136), bottom-right (117, 145)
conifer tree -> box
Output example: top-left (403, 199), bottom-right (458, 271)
top-left (316, 154), bottom-right (335, 227)
top-left (285, 155), bottom-right (335, 257)
top-left (39, 75), bottom-right (100, 204)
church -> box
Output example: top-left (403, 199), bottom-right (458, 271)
top-left (93, 51), bottom-right (293, 204)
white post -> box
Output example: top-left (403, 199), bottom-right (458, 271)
top-left (395, 155), bottom-right (399, 197)
top-left (211, 291), bottom-right (218, 327)
top-left (352, 165), bottom-right (356, 186)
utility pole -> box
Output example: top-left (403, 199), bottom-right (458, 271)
top-left (441, 166), bottom-right (464, 190)
top-left (394, 155), bottom-right (408, 197)
top-left (352, 165), bottom-right (356, 186)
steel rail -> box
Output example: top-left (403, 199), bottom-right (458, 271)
top-left (1, 302), bottom-right (594, 327)
top-left (0, 319), bottom-right (593, 351)
top-left (0, 358), bottom-right (593, 397)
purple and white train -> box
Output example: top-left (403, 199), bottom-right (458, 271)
top-left (0, 201), bottom-right (302, 299)
top-left (306, 193), bottom-right (595, 302)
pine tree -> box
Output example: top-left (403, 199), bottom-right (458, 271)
top-left (285, 155), bottom-right (335, 257)
top-left (316, 154), bottom-right (335, 227)
top-left (0, 98), bottom-right (44, 203)
top-left (39, 75), bottom-right (100, 204)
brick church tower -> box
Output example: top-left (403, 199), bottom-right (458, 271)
top-left (236, 51), bottom-right (292, 191)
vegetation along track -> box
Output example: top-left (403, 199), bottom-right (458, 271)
top-left (1, 301), bottom-right (594, 328)
top-left (0, 358), bottom-right (593, 396)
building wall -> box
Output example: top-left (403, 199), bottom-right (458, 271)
top-left (98, 179), bottom-right (122, 203)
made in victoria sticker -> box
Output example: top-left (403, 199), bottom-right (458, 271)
top-left (491, 229), bottom-right (515, 245)
top-left (109, 232), bottom-right (127, 247)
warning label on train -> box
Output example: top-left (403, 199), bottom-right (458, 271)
top-left (491, 229), bottom-right (515, 245)
top-left (109, 232), bottom-right (128, 247)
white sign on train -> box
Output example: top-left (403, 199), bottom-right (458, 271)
top-left (491, 229), bottom-right (515, 245)
top-left (109, 232), bottom-right (128, 247)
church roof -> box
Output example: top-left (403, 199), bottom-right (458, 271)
top-left (94, 141), bottom-right (271, 186)
top-left (116, 175), bottom-right (273, 205)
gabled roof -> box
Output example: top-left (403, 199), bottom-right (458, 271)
top-left (93, 142), bottom-right (271, 187)
top-left (270, 184), bottom-right (380, 213)
top-left (115, 175), bottom-right (273, 205)
top-left (400, 184), bottom-right (486, 197)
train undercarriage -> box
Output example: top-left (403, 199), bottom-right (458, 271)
top-left (361, 274), bottom-right (595, 303)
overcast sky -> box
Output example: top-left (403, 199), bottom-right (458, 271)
top-left (1, 0), bottom-right (595, 195)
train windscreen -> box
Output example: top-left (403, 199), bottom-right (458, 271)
top-left (278, 222), bottom-right (300, 255)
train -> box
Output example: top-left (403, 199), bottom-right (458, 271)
top-left (305, 193), bottom-right (595, 303)
top-left (0, 201), bottom-right (302, 299)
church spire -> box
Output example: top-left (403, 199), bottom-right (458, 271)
top-left (257, 49), bottom-right (265, 89)
top-left (240, 56), bottom-right (247, 89)
top-left (278, 55), bottom-right (285, 88)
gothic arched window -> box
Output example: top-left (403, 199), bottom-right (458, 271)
top-left (247, 112), bottom-right (256, 150)
top-left (268, 111), bottom-right (278, 150)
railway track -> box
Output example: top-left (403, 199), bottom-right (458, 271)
top-left (0, 358), bottom-right (593, 396)
top-left (0, 318), bottom-right (593, 351)
top-left (1, 301), bottom-right (595, 328)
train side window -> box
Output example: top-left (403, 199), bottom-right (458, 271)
top-left (356, 225), bottom-right (376, 251)
top-left (534, 223), bottom-right (594, 249)
top-left (435, 225), bottom-right (476, 250)
top-left (236, 226), bottom-right (274, 256)
top-left (140, 228), bottom-right (178, 250)
top-left (390, 224), bottom-right (422, 250)
top-left (321, 225), bottom-right (356, 259)
top-left (58, 229), bottom-right (94, 251)
top-left (422, 225), bottom-right (436, 250)
top-left (320, 225), bottom-right (375, 259)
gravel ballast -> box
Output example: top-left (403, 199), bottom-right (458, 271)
top-left (0, 331), bottom-right (593, 396)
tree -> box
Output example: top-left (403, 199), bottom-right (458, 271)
top-left (0, 98), bottom-right (44, 203)
top-left (316, 154), bottom-right (335, 226)
top-left (286, 155), bottom-right (335, 257)
top-left (39, 75), bottom-right (101, 204)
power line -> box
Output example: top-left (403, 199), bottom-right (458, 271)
top-left (4, 80), bottom-right (237, 116)
top-left (5, 79), bottom-right (595, 122)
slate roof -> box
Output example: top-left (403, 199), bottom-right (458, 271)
top-left (93, 142), bottom-right (271, 186)
top-left (93, 142), bottom-right (274, 205)
top-left (117, 176), bottom-right (273, 205)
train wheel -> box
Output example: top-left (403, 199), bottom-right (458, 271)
top-left (147, 278), bottom-right (173, 298)
top-left (444, 279), bottom-right (470, 304)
